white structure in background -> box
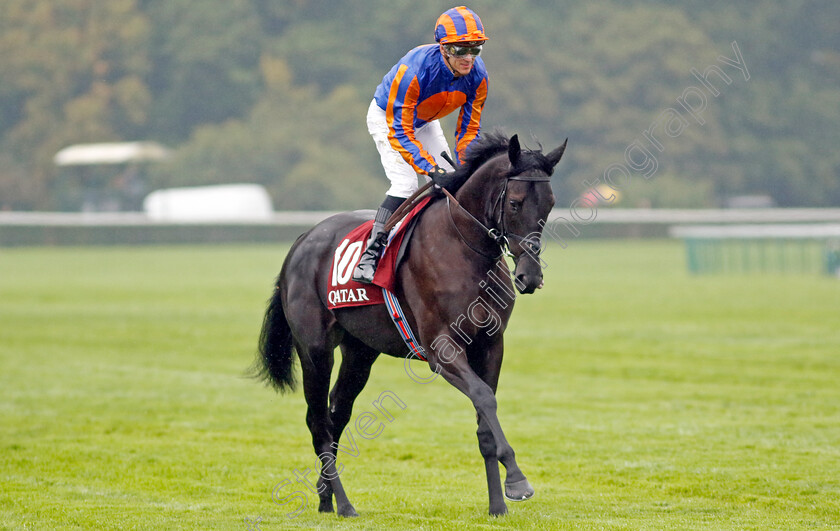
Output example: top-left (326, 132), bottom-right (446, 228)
top-left (54, 141), bottom-right (172, 212)
top-left (143, 184), bottom-right (274, 222)
top-left (54, 142), bottom-right (171, 166)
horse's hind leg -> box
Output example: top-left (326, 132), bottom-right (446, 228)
top-left (329, 336), bottom-right (379, 438)
top-left (298, 340), bottom-right (359, 518)
top-left (314, 336), bottom-right (378, 513)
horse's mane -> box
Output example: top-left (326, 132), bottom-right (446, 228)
top-left (445, 131), bottom-right (556, 192)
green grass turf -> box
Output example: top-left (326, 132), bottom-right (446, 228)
top-left (1, 241), bottom-right (838, 530)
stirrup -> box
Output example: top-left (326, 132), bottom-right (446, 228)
top-left (352, 253), bottom-right (377, 284)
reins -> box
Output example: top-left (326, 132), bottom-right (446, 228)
top-left (380, 152), bottom-right (551, 261)
top-left (383, 181), bottom-right (435, 233)
top-left (442, 174), bottom-right (550, 260)
top-left (442, 187), bottom-right (505, 259)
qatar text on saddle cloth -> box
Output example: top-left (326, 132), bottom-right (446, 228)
top-left (327, 196), bottom-right (432, 310)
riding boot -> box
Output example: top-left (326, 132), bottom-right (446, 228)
top-left (352, 206), bottom-right (393, 284)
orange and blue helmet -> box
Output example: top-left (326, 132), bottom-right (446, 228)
top-left (434, 6), bottom-right (487, 45)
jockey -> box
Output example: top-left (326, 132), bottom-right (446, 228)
top-left (352, 5), bottom-right (489, 284)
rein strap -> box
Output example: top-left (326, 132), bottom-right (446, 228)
top-left (384, 182), bottom-right (435, 233)
top-left (442, 187), bottom-right (509, 259)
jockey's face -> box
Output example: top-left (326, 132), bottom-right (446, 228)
top-left (441, 41), bottom-right (483, 77)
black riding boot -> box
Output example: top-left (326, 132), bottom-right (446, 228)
top-left (352, 206), bottom-right (393, 284)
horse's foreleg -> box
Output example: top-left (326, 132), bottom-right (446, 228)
top-left (473, 390), bottom-right (533, 504)
top-left (476, 414), bottom-right (506, 515)
top-left (430, 355), bottom-right (531, 515)
top-left (470, 340), bottom-right (508, 514)
top-left (472, 341), bottom-right (534, 504)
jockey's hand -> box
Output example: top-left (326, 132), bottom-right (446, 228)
top-left (429, 166), bottom-right (455, 192)
top-left (430, 165), bottom-right (449, 182)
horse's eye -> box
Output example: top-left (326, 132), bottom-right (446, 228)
top-left (509, 199), bottom-right (520, 212)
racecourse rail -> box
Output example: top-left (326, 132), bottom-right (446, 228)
top-left (2, 208), bottom-right (840, 251)
top-left (669, 223), bottom-right (840, 275)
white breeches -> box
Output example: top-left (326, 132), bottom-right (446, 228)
top-left (366, 99), bottom-right (455, 198)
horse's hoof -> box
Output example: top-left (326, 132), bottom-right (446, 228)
top-left (489, 503), bottom-right (508, 517)
top-left (317, 501), bottom-right (334, 513)
top-left (504, 479), bottom-right (535, 502)
top-left (337, 505), bottom-right (359, 518)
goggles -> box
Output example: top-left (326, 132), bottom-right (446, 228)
top-left (445, 44), bottom-right (482, 57)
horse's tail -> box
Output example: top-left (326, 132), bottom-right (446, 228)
top-left (253, 274), bottom-right (298, 393)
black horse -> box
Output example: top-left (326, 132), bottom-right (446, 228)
top-left (255, 132), bottom-right (566, 517)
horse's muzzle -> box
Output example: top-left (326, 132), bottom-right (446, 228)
top-left (514, 272), bottom-right (544, 294)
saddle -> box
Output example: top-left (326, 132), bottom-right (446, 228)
top-left (326, 196), bottom-right (433, 310)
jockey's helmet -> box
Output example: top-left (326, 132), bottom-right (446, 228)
top-left (434, 6), bottom-right (487, 45)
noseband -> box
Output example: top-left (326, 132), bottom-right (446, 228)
top-left (444, 173), bottom-right (551, 260)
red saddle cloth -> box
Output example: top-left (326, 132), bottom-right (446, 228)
top-left (327, 196), bottom-right (432, 310)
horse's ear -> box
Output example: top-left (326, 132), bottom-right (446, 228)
top-left (546, 138), bottom-right (568, 168)
top-left (508, 134), bottom-right (521, 167)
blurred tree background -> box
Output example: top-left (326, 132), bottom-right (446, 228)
top-left (0, 0), bottom-right (838, 210)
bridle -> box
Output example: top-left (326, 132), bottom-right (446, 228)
top-left (443, 173), bottom-right (551, 260)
